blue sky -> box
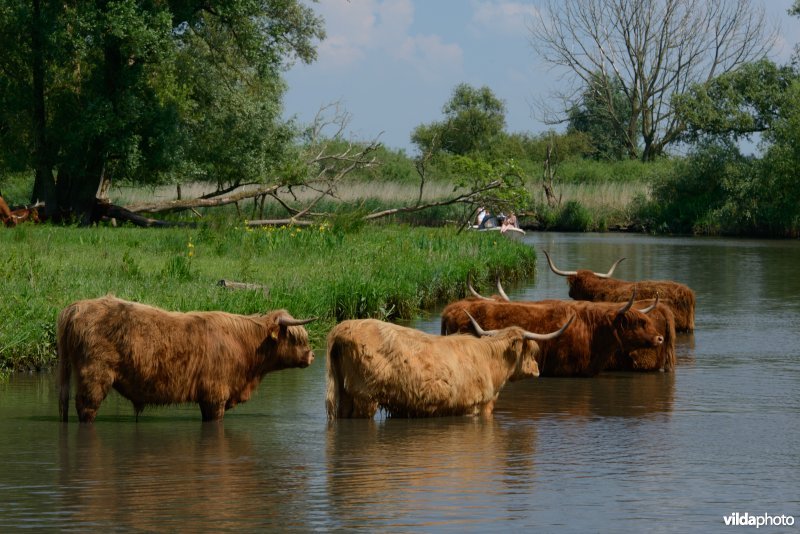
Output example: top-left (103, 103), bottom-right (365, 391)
top-left (283, 0), bottom-right (800, 154)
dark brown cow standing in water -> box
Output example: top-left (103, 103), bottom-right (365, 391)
top-left (543, 250), bottom-right (696, 332)
top-left (57, 296), bottom-right (317, 422)
top-left (326, 313), bottom-right (574, 419)
top-left (486, 279), bottom-right (676, 372)
top-left (440, 292), bottom-right (664, 377)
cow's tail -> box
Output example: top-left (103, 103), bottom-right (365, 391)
top-left (325, 333), bottom-right (343, 420)
top-left (57, 305), bottom-right (75, 422)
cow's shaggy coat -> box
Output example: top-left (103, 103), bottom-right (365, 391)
top-left (325, 319), bottom-right (565, 419)
top-left (543, 250), bottom-right (696, 331)
top-left (57, 296), bottom-right (315, 422)
top-left (440, 298), bottom-right (664, 377)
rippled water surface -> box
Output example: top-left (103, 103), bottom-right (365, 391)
top-left (1, 232), bottom-right (798, 532)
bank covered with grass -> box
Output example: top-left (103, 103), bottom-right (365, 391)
top-left (0, 223), bottom-right (537, 373)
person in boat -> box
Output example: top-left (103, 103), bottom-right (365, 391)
top-left (501, 212), bottom-right (518, 233)
top-left (476, 206), bottom-right (488, 228)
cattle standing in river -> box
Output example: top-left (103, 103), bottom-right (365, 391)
top-left (325, 313), bottom-right (573, 419)
top-left (609, 298), bottom-right (676, 372)
top-left (543, 250), bottom-right (696, 332)
top-left (57, 296), bottom-right (317, 422)
top-left (486, 280), bottom-right (676, 372)
top-left (440, 292), bottom-right (664, 377)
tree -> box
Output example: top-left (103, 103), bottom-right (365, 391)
top-left (530, 0), bottom-right (775, 161)
top-left (0, 0), bottom-right (324, 222)
top-left (567, 72), bottom-right (636, 160)
top-left (411, 83), bottom-right (506, 156)
top-left (652, 59), bottom-right (800, 235)
top-left (674, 59), bottom-right (795, 143)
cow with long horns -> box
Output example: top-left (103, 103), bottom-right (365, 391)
top-left (543, 250), bottom-right (696, 332)
top-left (326, 313), bottom-right (574, 418)
top-left (482, 278), bottom-right (676, 372)
top-left (441, 290), bottom-right (664, 376)
top-left (57, 296), bottom-right (317, 422)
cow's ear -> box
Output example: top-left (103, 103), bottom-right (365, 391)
top-left (268, 324), bottom-right (281, 341)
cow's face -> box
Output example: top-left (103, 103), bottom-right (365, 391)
top-left (268, 323), bottom-right (315, 369)
top-left (613, 311), bottom-right (664, 351)
top-left (510, 339), bottom-right (540, 380)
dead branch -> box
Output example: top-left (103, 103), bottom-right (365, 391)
top-left (217, 279), bottom-right (270, 296)
top-left (125, 184), bottom-right (281, 214)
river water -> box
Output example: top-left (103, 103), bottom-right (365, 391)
top-left (1, 232), bottom-right (798, 532)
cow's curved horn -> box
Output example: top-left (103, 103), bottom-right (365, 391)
top-left (467, 273), bottom-right (493, 301)
top-left (543, 249), bottom-right (625, 279)
top-left (596, 257), bottom-right (626, 279)
top-left (277, 315), bottom-right (318, 327)
top-left (522, 313), bottom-right (575, 341)
top-left (464, 311), bottom-right (499, 336)
top-left (496, 277), bottom-right (511, 302)
top-left (638, 292), bottom-right (660, 314)
top-left (617, 287), bottom-right (636, 315)
top-left (543, 250), bottom-right (577, 277)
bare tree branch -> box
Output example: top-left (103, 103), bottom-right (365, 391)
top-left (529, 0), bottom-right (776, 160)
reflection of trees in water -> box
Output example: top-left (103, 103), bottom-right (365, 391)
top-left (55, 423), bottom-right (312, 530)
top-left (324, 417), bottom-right (537, 529)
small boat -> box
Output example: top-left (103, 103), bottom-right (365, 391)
top-left (473, 225), bottom-right (526, 241)
top-left (470, 214), bottom-right (526, 240)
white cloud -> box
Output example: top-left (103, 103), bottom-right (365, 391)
top-left (470, 0), bottom-right (539, 36)
top-left (310, 0), bottom-right (462, 78)
top-left (395, 34), bottom-right (463, 82)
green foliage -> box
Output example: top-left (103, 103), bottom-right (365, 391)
top-left (411, 83), bottom-right (506, 156)
top-left (0, 0), bottom-right (324, 214)
top-left (449, 155), bottom-right (530, 216)
top-left (568, 72), bottom-right (637, 160)
top-left (640, 60), bottom-right (800, 236)
top-left (674, 59), bottom-right (796, 143)
top-left (557, 201), bottom-right (593, 231)
top-left (0, 224), bottom-right (537, 372)
top-left (634, 141), bottom-right (753, 235)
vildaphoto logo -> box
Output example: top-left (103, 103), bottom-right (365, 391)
top-left (723, 512), bottom-right (795, 528)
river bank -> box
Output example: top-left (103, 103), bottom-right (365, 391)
top-left (0, 223), bottom-right (536, 374)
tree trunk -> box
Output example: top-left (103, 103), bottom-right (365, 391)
top-left (30, 0), bottom-right (57, 213)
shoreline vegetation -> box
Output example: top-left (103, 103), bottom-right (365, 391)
top-left (0, 223), bottom-right (536, 374)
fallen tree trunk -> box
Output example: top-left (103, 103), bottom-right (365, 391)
top-left (125, 184), bottom-right (281, 214)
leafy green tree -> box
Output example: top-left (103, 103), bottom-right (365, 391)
top-left (411, 83), bottom-right (506, 156)
top-left (567, 72), bottom-right (636, 160)
top-left (674, 60), bottom-right (795, 144)
top-left (652, 59), bottom-right (800, 235)
top-left (0, 0), bottom-right (324, 222)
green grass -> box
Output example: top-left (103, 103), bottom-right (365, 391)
top-left (0, 223), bottom-right (537, 372)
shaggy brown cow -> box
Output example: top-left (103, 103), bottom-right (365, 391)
top-left (610, 299), bottom-right (676, 372)
top-left (440, 292), bottom-right (664, 377)
top-left (490, 280), bottom-right (676, 372)
top-left (325, 313), bottom-right (574, 419)
top-left (57, 296), bottom-right (317, 422)
top-left (543, 250), bottom-right (696, 331)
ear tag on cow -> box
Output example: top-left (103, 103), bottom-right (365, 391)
top-left (270, 329), bottom-right (279, 340)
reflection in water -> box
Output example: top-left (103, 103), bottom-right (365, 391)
top-left (325, 417), bottom-right (537, 530)
top-left (53, 423), bottom-right (311, 530)
top-left (500, 372), bottom-right (676, 420)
